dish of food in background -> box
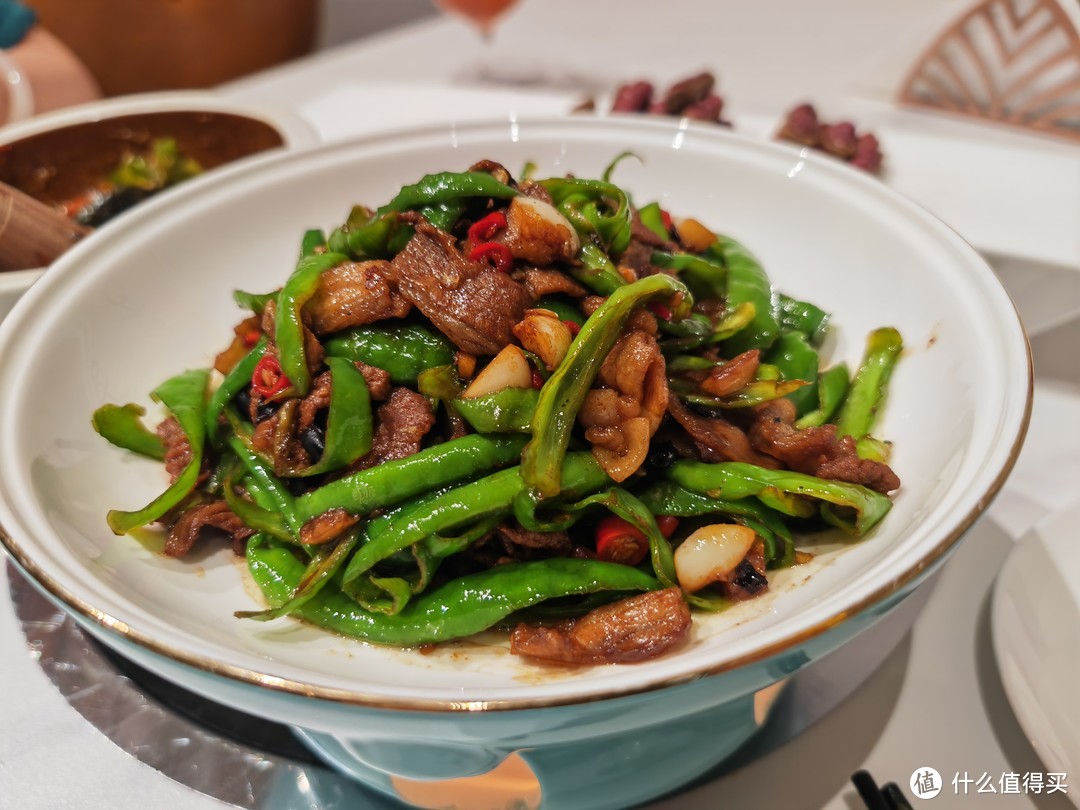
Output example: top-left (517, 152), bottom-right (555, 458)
top-left (0, 91), bottom-right (318, 319)
top-left (604, 71), bottom-right (883, 173)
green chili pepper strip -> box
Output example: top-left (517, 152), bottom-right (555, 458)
top-left (535, 296), bottom-right (585, 326)
top-left (541, 177), bottom-right (633, 255)
top-left (382, 171), bottom-right (518, 213)
top-left (523, 274), bottom-right (692, 497)
top-left (106, 369), bottom-right (209, 534)
top-left (638, 482), bottom-right (795, 568)
top-left (514, 485), bottom-right (725, 611)
top-left (324, 324), bottom-right (455, 384)
top-left (835, 327), bottom-right (903, 443)
top-left (351, 515), bottom-right (504, 616)
top-left (327, 213), bottom-right (401, 259)
top-left (282, 357), bottom-right (372, 477)
top-left (331, 172), bottom-right (514, 259)
top-left (223, 475), bottom-right (294, 542)
top-left (572, 243), bottom-right (628, 296)
top-left (342, 452), bottom-right (610, 585)
top-left (275, 251), bottom-right (348, 396)
top-left (300, 229), bottom-right (327, 258)
top-left (452, 388), bottom-right (539, 434)
top-left (765, 331), bottom-right (820, 416)
top-left (419, 201), bottom-right (466, 232)
top-left (233, 288), bottom-right (276, 315)
top-left (237, 530), bottom-right (361, 621)
top-left (92, 403), bottom-right (165, 460)
top-left (295, 433), bottom-right (528, 523)
top-left (676, 380), bottom-right (808, 410)
top-left (710, 236), bottom-right (779, 354)
top-left (651, 250), bottom-right (726, 301)
top-left (795, 363), bottom-right (850, 429)
top-left (637, 202), bottom-right (669, 241)
top-left (226, 433), bottom-right (302, 538)
top-left (777, 294), bottom-right (830, 345)
top-left (248, 546), bottom-right (658, 646)
top-left (666, 460), bottom-right (891, 537)
top-left (205, 338), bottom-right (267, 442)
top-left (416, 364), bottom-right (465, 403)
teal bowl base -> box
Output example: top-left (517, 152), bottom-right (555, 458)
top-left (294, 689), bottom-right (764, 810)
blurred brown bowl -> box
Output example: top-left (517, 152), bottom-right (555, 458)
top-left (25, 0), bottom-right (320, 95)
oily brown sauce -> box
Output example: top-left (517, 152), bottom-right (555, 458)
top-left (0, 110), bottom-right (284, 207)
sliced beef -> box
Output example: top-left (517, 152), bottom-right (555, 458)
top-left (388, 218), bottom-right (532, 355)
top-left (579, 295), bottom-right (658, 335)
top-left (658, 72), bottom-right (715, 114)
top-left (467, 159), bottom-right (513, 185)
top-left (578, 328), bottom-right (668, 482)
top-left (350, 387), bottom-right (436, 472)
top-left (700, 350), bottom-right (760, 398)
top-left (518, 268), bottom-right (587, 299)
top-left (748, 400), bottom-right (901, 493)
top-left (304, 260), bottom-right (411, 335)
top-left (354, 361), bottom-right (392, 400)
top-left (510, 587), bottom-right (692, 664)
top-left (495, 522), bottom-right (572, 555)
top-left (667, 396), bottom-right (782, 467)
top-left (297, 371), bottom-right (332, 432)
top-left (519, 181), bottom-right (554, 205)
top-left (166, 500), bottom-right (253, 558)
top-left (157, 417), bottom-right (193, 483)
top-left (300, 507), bottom-right (361, 545)
top-left (629, 208), bottom-right (674, 249)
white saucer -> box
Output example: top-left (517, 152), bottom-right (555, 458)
top-left (992, 500), bottom-right (1080, 808)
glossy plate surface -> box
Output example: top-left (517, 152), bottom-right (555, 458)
top-left (992, 501), bottom-right (1080, 808)
top-left (0, 116), bottom-right (1031, 709)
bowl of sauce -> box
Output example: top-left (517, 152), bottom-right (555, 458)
top-left (0, 91), bottom-right (317, 319)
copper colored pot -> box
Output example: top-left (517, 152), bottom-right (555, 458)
top-left (25, 0), bottom-right (320, 95)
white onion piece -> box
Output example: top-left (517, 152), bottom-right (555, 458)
top-left (505, 196), bottom-right (580, 264)
top-left (461, 344), bottom-right (532, 398)
top-left (512, 308), bottom-right (572, 370)
top-left (673, 524), bottom-right (758, 593)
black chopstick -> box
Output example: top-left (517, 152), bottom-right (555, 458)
top-left (881, 782), bottom-right (914, 810)
top-left (851, 770), bottom-right (891, 810)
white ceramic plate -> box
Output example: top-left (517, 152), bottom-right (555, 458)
top-left (0, 116), bottom-right (1030, 708)
top-left (992, 500), bottom-right (1080, 807)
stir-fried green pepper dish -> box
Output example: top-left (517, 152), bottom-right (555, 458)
top-left (94, 158), bottom-right (903, 665)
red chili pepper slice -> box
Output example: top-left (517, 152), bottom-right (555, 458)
top-left (530, 369), bottom-right (545, 390)
top-left (655, 515), bottom-right (680, 537)
top-left (648, 302), bottom-right (672, 321)
top-left (251, 353), bottom-right (291, 399)
top-left (660, 209), bottom-right (673, 230)
top-left (467, 211), bottom-right (508, 243)
top-left (595, 515), bottom-right (649, 566)
top-left (563, 320), bottom-right (581, 337)
top-left (468, 241), bottom-right (513, 273)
